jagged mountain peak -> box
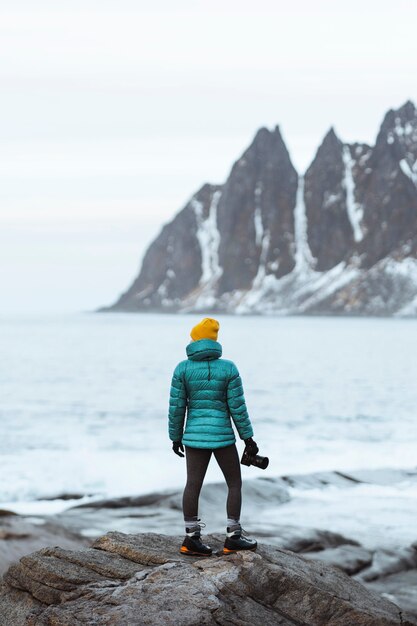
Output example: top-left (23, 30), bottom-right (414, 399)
top-left (306, 128), bottom-right (344, 181)
top-left (222, 124), bottom-right (296, 197)
top-left (380, 100), bottom-right (416, 128)
top-left (237, 124), bottom-right (290, 169)
top-left (104, 101), bottom-right (417, 316)
top-left (216, 123), bottom-right (298, 293)
top-left (370, 100), bottom-right (417, 194)
top-left (304, 127), bottom-right (355, 271)
top-left (323, 126), bottom-right (339, 141)
top-left (375, 99), bottom-right (417, 153)
top-left (252, 124), bottom-right (284, 141)
top-left (316, 126), bottom-right (343, 156)
top-left (390, 99), bottom-right (416, 121)
top-left (305, 128), bottom-right (344, 183)
top-left (356, 100), bottom-right (417, 270)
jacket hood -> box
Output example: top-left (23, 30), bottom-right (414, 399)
top-left (186, 339), bottom-right (222, 361)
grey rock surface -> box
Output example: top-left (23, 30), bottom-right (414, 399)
top-left (367, 570), bottom-right (417, 619)
top-left (103, 183), bottom-right (222, 312)
top-left (304, 128), bottom-right (356, 271)
top-left (355, 547), bottom-right (417, 583)
top-left (0, 512), bottom-right (89, 576)
top-left (216, 126), bottom-right (298, 294)
top-left (2, 469), bottom-right (417, 620)
top-left (303, 544), bottom-right (373, 575)
top-left (1, 532), bottom-right (415, 626)
top-left (358, 100), bottom-right (417, 269)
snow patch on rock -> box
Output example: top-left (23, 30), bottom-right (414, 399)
top-left (233, 176), bottom-right (362, 315)
top-left (399, 158), bottom-right (417, 187)
top-left (294, 175), bottom-right (315, 272)
top-left (234, 260), bottom-right (360, 315)
top-left (254, 182), bottom-right (264, 247)
top-left (251, 181), bottom-right (271, 292)
top-left (343, 146), bottom-right (364, 242)
top-left (187, 191), bottom-right (223, 309)
top-left (192, 191), bottom-right (223, 286)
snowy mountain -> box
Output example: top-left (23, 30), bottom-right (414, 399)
top-left (104, 101), bottom-right (417, 316)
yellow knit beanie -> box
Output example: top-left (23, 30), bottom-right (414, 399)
top-left (190, 318), bottom-right (220, 342)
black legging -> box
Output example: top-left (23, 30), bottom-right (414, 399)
top-left (183, 444), bottom-right (242, 521)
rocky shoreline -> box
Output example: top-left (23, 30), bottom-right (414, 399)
top-left (1, 532), bottom-right (416, 625)
top-left (1, 468), bottom-right (417, 622)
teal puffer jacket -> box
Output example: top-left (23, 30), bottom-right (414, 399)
top-left (168, 339), bottom-right (254, 449)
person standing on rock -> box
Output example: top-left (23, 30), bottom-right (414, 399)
top-left (168, 317), bottom-right (258, 556)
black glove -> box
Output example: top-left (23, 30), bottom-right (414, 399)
top-left (244, 437), bottom-right (259, 456)
top-left (172, 441), bottom-right (185, 458)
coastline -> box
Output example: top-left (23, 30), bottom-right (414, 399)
top-left (2, 467), bottom-right (417, 617)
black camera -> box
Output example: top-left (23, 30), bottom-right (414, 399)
top-left (241, 449), bottom-right (269, 470)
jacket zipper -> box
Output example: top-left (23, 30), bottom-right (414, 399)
top-left (208, 361), bottom-right (211, 381)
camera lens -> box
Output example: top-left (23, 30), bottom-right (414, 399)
top-left (253, 455), bottom-right (269, 470)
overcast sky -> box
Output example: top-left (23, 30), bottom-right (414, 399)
top-left (1, 0), bottom-right (416, 313)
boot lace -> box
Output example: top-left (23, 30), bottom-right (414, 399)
top-left (186, 519), bottom-right (206, 536)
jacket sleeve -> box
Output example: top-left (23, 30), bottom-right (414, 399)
top-left (227, 363), bottom-right (254, 440)
top-left (168, 364), bottom-right (187, 442)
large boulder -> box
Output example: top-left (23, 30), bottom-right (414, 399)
top-left (0, 532), bottom-right (415, 625)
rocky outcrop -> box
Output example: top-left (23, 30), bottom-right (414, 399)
top-left (304, 128), bottom-right (357, 271)
top-left (0, 511), bottom-right (89, 577)
top-left (1, 532), bottom-right (416, 626)
top-left (108, 183), bottom-right (222, 311)
top-left (103, 124), bottom-right (299, 313)
top-left (3, 469), bottom-right (417, 621)
top-left (102, 100), bottom-right (417, 316)
top-left (358, 100), bottom-right (417, 269)
top-left (216, 126), bottom-right (298, 295)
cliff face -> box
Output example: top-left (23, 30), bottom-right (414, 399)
top-left (216, 126), bottom-right (298, 295)
top-left (111, 183), bottom-right (222, 311)
top-left (304, 128), bottom-right (358, 271)
top-left (359, 100), bottom-right (417, 269)
top-left (103, 101), bottom-right (417, 315)
top-left (1, 532), bottom-right (415, 626)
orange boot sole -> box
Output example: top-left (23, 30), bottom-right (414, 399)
top-left (223, 545), bottom-right (257, 554)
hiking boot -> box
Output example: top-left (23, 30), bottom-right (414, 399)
top-left (180, 521), bottom-right (212, 557)
top-left (223, 523), bottom-right (257, 554)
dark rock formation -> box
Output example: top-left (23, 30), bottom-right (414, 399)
top-left (216, 126), bottom-right (297, 294)
top-left (357, 100), bottom-right (417, 269)
top-left (103, 101), bottom-right (417, 316)
top-left (304, 128), bottom-right (355, 270)
top-left (1, 532), bottom-right (415, 626)
top-left (303, 544), bottom-right (374, 576)
top-left (0, 512), bottom-right (89, 577)
top-left (104, 183), bottom-right (222, 311)
top-left (3, 469), bottom-right (417, 620)
top-left (367, 570), bottom-right (417, 621)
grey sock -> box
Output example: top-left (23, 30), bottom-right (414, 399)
top-left (226, 520), bottom-right (241, 536)
top-left (184, 516), bottom-right (200, 536)
top-left (227, 518), bottom-right (240, 527)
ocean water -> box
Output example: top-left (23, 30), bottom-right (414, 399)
top-left (1, 312), bottom-right (417, 516)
